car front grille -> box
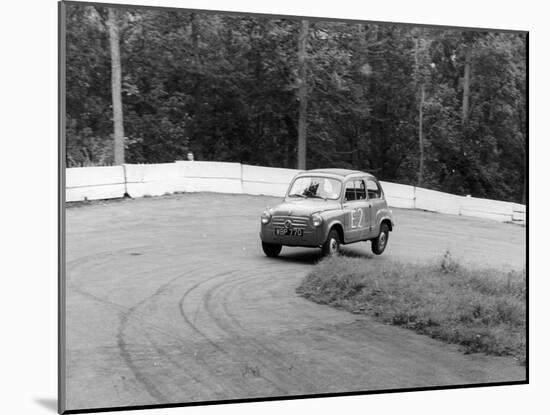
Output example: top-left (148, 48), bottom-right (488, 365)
top-left (272, 216), bottom-right (310, 229)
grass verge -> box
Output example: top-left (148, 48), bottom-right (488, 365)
top-left (296, 251), bottom-right (526, 364)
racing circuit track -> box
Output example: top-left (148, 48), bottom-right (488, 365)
top-left (65, 193), bottom-right (526, 410)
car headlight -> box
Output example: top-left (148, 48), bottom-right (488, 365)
top-left (261, 210), bottom-right (272, 225)
top-left (311, 213), bottom-right (323, 227)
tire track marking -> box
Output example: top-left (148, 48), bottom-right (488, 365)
top-left (115, 267), bottom-right (210, 403)
top-left (116, 264), bottom-right (237, 402)
top-left (69, 259), bottom-right (218, 402)
top-left (201, 266), bottom-right (322, 393)
top-left (178, 268), bottom-right (289, 395)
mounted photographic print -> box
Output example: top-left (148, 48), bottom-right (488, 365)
top-left (59, 1), bottom-right (528, 413)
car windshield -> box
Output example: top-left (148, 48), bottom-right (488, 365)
top-left (287, 176), bottom-right (342, 200)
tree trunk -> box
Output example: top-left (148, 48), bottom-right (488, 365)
top-left (284, 115), bottom-right (296, 168)
top-left (462, 47), bottom-right (471, 124)
top-left (297, 20), bottom-right (309, 170)
top-left (190, 13), bottom-right (199, 56)
top-left (189, 13), bottom-right (201, 158)
top-left (414, 34), bottom-right (425, 187)
top-left (107, 8), bottom-right (124, 165)
top-left (418, 84), bottom-right (425, 187)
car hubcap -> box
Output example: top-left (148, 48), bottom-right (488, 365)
top-left (379, 232), bottom-right (386, 248)
top-left (330, 238), bottom-right (338, 254)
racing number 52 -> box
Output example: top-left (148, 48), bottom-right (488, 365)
top-left (350, 207), bottom-right (363, 229)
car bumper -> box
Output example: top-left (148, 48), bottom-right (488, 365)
top-left (260, 222), bottom-right (323, 247)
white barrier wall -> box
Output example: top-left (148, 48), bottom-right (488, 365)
top-left (125, 163), bottom-right (180, 197)
top-left (459, 196), bottom-right (515, 222)
top-left (415, 187), bottom-right (461, 216)
top-left (242, 165), bottom-right (302, 197)
top-left (380, 181), bottom-right (416, 209)
top-left (176, 161), bottom-right (243, 194)
top-left (66, 166), bottom-right (126, 202)
top-left (512, 203), bottom-right (526, 222)
top-left (65, 162), bottom-right (526, 224)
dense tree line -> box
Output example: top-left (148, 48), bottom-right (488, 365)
top-left (65, 5), bottom-right (527, 202)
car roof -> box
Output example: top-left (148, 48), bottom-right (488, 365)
top-left (297, 168), bottom-right (375, 179)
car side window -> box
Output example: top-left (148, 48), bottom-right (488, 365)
top-left (345, 180), bottom-right (367, 201)
top-left (344, 181), bottom-right (356, 201)
top-left (355, 180), bottom-right (366, 200)
top-left (366, 179), bottom-right (382, 199)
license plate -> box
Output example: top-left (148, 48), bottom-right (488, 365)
top-left (275, 228), bottom-right (303, 236)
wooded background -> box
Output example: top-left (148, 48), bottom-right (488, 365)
top-left (65, 4), bottom-right (527, 203)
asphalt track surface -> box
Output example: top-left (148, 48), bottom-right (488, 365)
top-left (65, 193), bottom-right (526, 410)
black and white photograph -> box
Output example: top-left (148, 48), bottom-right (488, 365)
top-left (59, 0), bottom-right (527, 413)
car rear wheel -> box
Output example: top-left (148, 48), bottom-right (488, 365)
top-left (322, 229), bottom-right (340, 256)
top-left (262, 242), bottom-right (282, 257)
top-left (371, 223), bottom-right (389, 255)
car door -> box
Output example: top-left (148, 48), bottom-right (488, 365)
top-left (365, 178), bottom-right (385, 239)
top-left (343, 179), bottom-right (370, 243)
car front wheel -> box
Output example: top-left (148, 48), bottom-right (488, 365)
top-left (322, 229), bottom-right (340, 256)
top-left (371, 223), bottom-right (389, 255)
top-left (262, 242), bottom-right (282, 257)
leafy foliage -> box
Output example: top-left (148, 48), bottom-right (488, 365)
top-left (65, 5), bottom-right (526, 202)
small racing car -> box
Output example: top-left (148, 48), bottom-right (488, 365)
top-left (260, 169), bottom-right (395, 257)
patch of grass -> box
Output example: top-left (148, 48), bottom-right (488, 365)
top-left (296, 251), bottom-right (526, 363)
